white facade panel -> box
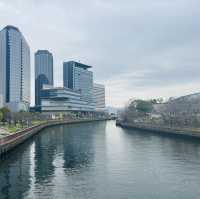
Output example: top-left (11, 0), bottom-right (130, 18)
top-left (21, 37), bottom-right (30, 103)
top-left (0, 29), bottom-right (6, 106)
top-left (93, 83), bottom-right (106, 110)
top-left (9, 28), bottom-right (22, 102)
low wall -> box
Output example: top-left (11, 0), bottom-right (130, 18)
top-left (0, 118), bottom-right (106, 156)
top-left (116, 121), bottom-right (200, 139)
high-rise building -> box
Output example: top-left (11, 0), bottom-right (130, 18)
top-left (35, 50), bottom-right (53, 107)
top-left (93, 83), bottom-right (106, 110)
top-left (0, 25), bottom-right (30, 111)
top-left (63, 61), bottom-right (94, 105)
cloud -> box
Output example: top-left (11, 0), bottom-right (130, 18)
top-left (0, 0), bottom-right (200, 107)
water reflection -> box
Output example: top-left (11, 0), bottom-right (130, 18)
top-left (62, 123), bottom-right (95, 170)
top-left (0, 141), bottom-right (32, 199)
top-left (123, 128), bottom-right (200, 162)
top-left (0, 121), bottom-right (200, 199)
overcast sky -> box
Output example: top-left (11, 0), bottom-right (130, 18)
top-left (0, 0), bottom-right (200, 107)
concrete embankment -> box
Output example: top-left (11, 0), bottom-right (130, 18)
top-left (116, 120), bottom-right (200, 139)
top-left (0, 119), bottom-right (106, 156)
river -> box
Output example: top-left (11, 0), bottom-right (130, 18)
top-left (0, 121), bottom-right (200, 199)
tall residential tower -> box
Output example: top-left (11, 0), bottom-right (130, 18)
top-left (35, 50), bottom-right (53, 107)
top-left (0, 25), bottom-right (30, 111)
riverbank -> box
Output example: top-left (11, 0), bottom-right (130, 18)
top-left (0, 118), bottom-right (107, 156)
top-left (116, 120), bottom-right (200, 139)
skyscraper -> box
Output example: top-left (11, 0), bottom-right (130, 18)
top-left (93, 83), bottom-right (106, 110)
top-left (0, 25), bottom-right (30, 111)
top-left (35, 50), bottom-right (53, 107)
top-left (63, 61), bottom-right (94, 104)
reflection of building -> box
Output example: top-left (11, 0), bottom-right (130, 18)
top-left (62, 122), bottom-right (97, 169)
top-left (0, 142), bottom-right (31, 199)
top-left (41, 87), bottom-right (95, 112)
top-left (34, 129), bottom-right (55, 184)
top-left (35, 50), bottom-right (53, 107)
top-left (0, 25), bottom-right (30, 111)
top-left (93, 83), bottom-right (106, 111)
top-left (63, 61), bottom-right (94, 105)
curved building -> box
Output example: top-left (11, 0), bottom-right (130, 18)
top-left (0, 25), bottom-right (30, 111)
top-left (40, 87), bottom-right (95, 112)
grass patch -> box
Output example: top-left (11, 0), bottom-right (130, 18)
top-left (32, 120), bottom-right (47, 125)
top-left (1, 120), bottom-right (46, 134)
top-left (3, 123), bottom-right (24, 133)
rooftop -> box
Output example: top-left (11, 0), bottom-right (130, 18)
top-left (35, 50), bottom-right (53, 55)
top-left (3, 25), bottom-right (20, 32)
top-left (94, 83), bottom-right (105, 88)
top-left (64, 61), bottom-right (92, 69)
top-left (174, 92), bottom-right (200, 102)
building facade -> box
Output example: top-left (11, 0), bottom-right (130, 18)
top-left (0, 25), bottom-right (30, 111)
top-left (93, 83), bottom-right (106, 110)
top-left (63, 61), bottom-right (94, 105)
top-left (35, 50), bottom-right (53, 107)
top-left (40, 87), bottom-right (95, 112)
top-left (154, 92), bottom-right (200, 115)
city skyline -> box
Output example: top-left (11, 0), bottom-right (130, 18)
top-left (0, 0), bottom-right (200, 107)
top-left (1, 1), bottom-right (200, 199)
top-left (0, 24), bottom-right (104, 112)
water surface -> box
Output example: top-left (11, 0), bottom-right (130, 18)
top-left (0, 121), bottom-right (200, 199)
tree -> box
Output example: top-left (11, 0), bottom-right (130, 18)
top-left (150, 98), bottom-right (164, 104)
top-left (0, 111), bottom-right (3, 122)
top-left (121, 103), bottom-right (137, 123)
top-left (120, 99), bottom-right (154, 123)
top-left (135, 100), bottom-right (153, 114)
top-left (150, 99), bottom-right (158, 104)
top-left (0, 107), bottom-right (11, 123)
top-left (157, 98), bottom-right (164, 104)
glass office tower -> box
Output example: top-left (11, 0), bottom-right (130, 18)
top-left (0, 25), bottom-right (30, 111)
top-left (35, 50), bottom-right (53, 107)
top-left (63, 61), bottom-right (94, 105)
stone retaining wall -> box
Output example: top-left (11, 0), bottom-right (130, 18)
top-left (0, 119), bottom-right (106, 156)
top-left (116, 121), bottom-right (200, 139)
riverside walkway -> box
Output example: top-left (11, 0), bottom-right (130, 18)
top-left (0, 118), bottom-right (107, 156)
top-left (0, 128), bottom-right (10, 139)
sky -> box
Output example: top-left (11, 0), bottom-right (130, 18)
top-left (0, 0), bottom-right (200, 107)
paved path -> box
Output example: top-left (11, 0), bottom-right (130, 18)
top-left (0, 127), bottom-right (10, 139)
